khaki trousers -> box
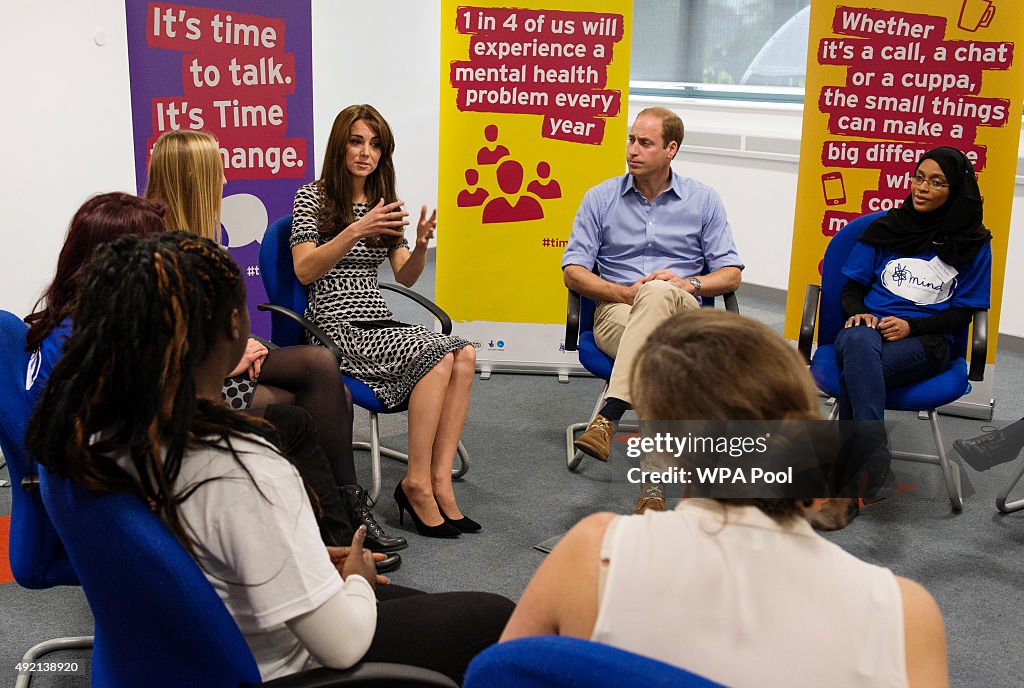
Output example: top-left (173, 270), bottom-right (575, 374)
top-left (593, 280), bottom-right (701, 405)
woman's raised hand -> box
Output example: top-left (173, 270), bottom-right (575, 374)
top-left (351, 198), bottom-right (408, 240)
top-left (416, 206), bottom-right (437, 248)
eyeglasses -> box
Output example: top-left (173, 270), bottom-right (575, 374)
top-left (911, 175), bottom-right (949, 190)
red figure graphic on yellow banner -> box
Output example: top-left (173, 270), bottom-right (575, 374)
top-left (457, 168), bottom-right (489, 207)
top-left (527, 161), bottom-right (561, 199)
top-left (482, 159), bottom-right (544, 223)
top-left (463, 124), bottom-right (563, 224)
top-left (476, 124), bottom-right (510, 165)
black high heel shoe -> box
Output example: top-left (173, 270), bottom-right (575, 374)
top-left (436, 501), bottom-right (481, 533)
top-left (394, 483), bottom-right (460, 538)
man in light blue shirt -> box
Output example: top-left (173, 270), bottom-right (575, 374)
top-left (562, 107), bottom-right (744, 512)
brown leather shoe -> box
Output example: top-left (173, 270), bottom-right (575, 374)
top-left (634, 496), bottom-right (666, 514)
top-left (574, 414), bottom-right (617, 462)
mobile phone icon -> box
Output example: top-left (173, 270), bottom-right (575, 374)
top-left (822, 172), bottom-right (846, 206)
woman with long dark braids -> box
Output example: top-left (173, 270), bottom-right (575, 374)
top-left (27, 232), bottom-right (513, 683)
top-left (24, 192), bottom-right (401, 569)
top-left (29, 234), bottom-right (274, 539)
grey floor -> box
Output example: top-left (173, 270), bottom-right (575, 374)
top-left (2, 253), bottom-right (1023, 686)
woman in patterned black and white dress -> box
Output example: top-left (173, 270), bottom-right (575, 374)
top-left (145, 129), bottom-right (408, 557)
top-left (291, 104), bottom-right (478, 539)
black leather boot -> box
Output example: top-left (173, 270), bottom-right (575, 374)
top-left (340, 485), bottom-right (408, 552)
top-left (375, 552), bottom-right (402, 574)
top-left (954, 426), bottom-right (1024, 471)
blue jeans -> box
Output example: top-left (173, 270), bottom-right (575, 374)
top-left (834, 326), bottom-right (941, 484)
top-left (834, 325), bottom-right (938, 422)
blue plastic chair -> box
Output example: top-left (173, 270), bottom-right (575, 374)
top-left (463, 636), bottom-right (725, 688)
top-left (38, 466), bottom-right (457, 688)
top-left (563, 283), bottom-right (739, 470)
top-left (258, 215), bottom-right (468, 503)
top-left (0, 310), bottom-right (93, 687)
top-left (798, 211), bottom-right (989, 511)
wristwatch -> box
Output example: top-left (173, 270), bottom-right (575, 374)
top-left (688, 277), bottom-right (702, 295)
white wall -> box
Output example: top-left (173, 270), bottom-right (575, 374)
top-left (2, 4), bottom-right (136, 317)
top-left (310, 1), bottom-right (440, 209)
top-left (2, 0), bottom-right (1022, 337)
top-left (0, 0), bottom-right (442, 319)
top-left (663, 98), bottom-right (805, 290)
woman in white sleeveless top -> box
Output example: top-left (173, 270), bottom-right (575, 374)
top-left (502, 310), bottom-right (947, 688)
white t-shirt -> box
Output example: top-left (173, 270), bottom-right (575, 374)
top-left (592, 499), bottom-right (908, 688)
top-left (116, 433), bottom-right (376, 680)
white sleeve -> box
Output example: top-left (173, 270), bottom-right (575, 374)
top-left (197, 452), bottom-right (346, 632)
top-left (286, 575), bottom-right (377, 669)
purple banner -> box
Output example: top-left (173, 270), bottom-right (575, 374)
top-left (125, 0), bottom-right (314, 337)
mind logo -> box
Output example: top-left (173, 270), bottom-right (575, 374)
top-left (891, 262), bottom-right (910, 287)
top-left (880, 257), bottom-right (954, 305)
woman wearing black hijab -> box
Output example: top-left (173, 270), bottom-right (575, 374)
top-left (831, 147), bottom-right (993, 497)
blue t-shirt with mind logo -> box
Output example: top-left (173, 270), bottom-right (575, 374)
top-left (842, 241), bottom-right (991, 327)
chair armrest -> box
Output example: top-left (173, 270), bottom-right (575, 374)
top-left (250, 334), bottom-right (278, 351)
top-left (565, 289), bottom-right (581, 352)
top-left (379, 282), bottom-right (453, 336)
top-left (969, 309), bottom-right (988, 382)
top-left (256, 304), bottom-right (344, 364)
top-left (722, 291), bottom-right (739, 314)
top-left (798, 284), bottom-right (821, 364)
top-left (258, 662), bottom-right (458, 687)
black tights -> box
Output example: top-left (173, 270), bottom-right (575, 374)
top-left (248, 404), bottom-right (354, 546)
top-left (252, 345), bottom-right (357, 485)
top-left (365, 591), bottom-right (515, 684)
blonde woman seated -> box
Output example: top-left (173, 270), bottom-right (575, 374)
top-left (145, 129), bottom-right (406, 554)
top-left (502, 310), bottom-right (948, 688)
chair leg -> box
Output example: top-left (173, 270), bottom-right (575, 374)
top-left (452, 442), bottom-right (470, 479)
top-left (889, 410), bottom-right (963, 512)
top-left (996, 458), bottom-right (1024, 514)
top-left (351, 411), bottom-right (385, 505)
top-left (565, 434), bottom-right (587, 472)
top-left (15, 636), bottom-right (93, 688)
top-left (378, 446), bottom-right (468, 478)
top-left (565, 385), bottom-right (607, 472)
top-left (830, 403), bottom-right (963, 511)
top-left (354, 412), bottom-right (472, 505)
top-left (926, 409), bottom-right (963, 512)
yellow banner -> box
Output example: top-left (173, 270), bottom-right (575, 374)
top-left (437, 0), bottom-right (632, 325)
top-left (785, 0), bottom-right (1024, 357)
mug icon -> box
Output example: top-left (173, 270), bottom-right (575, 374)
top-left (958, 0), bottom-right (995, 32)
